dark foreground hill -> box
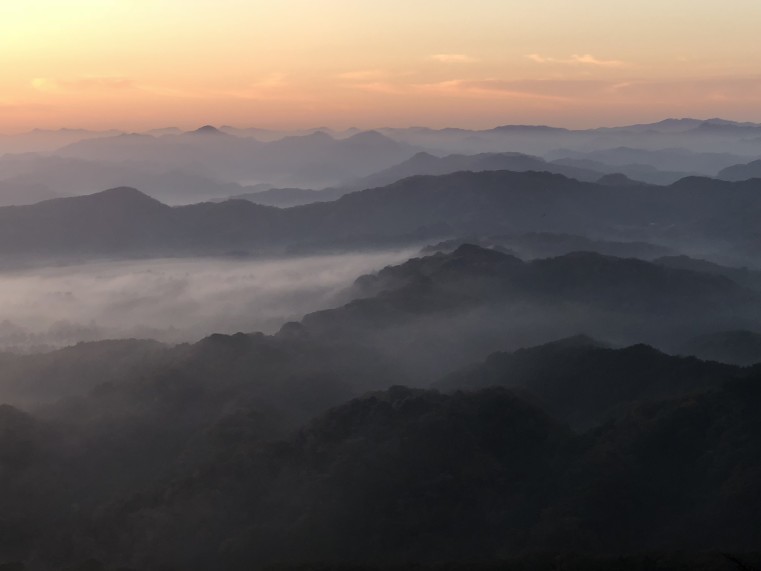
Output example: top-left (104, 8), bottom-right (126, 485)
top-left (298, 244), bottom-right (760, 378)
top-left (0, 247), bottom-right (760, 568)
top-left (10, 374), bottom-right (758, 570)
top-left (439, 336), bottom-right (743, 429)
top-left (1, 171), bottom-right (761, 264)
top-left (0, 335), bottom-right (760, 567)
top-left (681, 330), bottom-right (761, 365)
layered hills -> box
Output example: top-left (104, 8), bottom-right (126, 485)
top-left (2, 171), bottom-right (761, 266)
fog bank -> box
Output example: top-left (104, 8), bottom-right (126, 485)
top-left (0, 250), bottom-right (416, 351)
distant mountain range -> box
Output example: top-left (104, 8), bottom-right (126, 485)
top-left (4, 145), bottom-right (745, 209)
top-left (56, 128), bottom-right (418, 189)
top-left (221, 186), bottom-right (348, 208)
top-left (421, 234), bottom-right (673, 260)
top-left (718, 158), bottom-right (761, 181)
top-left (376, 117), bottom-right (761, 156)
top-left (347, 151), bottom-right (605, 188)
top-left (216, 151), bottom-right (636, 208)
top-left (0, 153), bottom-right (255, 206)
top-left (2, 171), bottom-right (761, 267)
top-left (2, 118), bottom-right (760, 208)
top-left (546, 145), bottom-right (747, 174)
top-left (228, 151), bottom-right (620, 208)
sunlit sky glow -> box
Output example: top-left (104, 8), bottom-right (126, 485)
top-left (2, 0), bottom-right (760, 131)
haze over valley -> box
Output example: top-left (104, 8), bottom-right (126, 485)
top-left (0, 250), bottom-right (416, 350)
top-left (3, 1), bottom-right (761, 570)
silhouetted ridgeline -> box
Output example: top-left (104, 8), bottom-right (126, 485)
top-left (56, 128), bottom-right (416, 189)
top-left (345, 150), bottom-right (605, 189)
top-left (421, 233), bottom-right (674, 260)
top-left (1, 171), bottom-right (761, 265)
top-left (438, 336), bottom-right (743, 429)
top-left (297, 244), bottom-right (760, 378)
top-left (421, 232), bottom-right (672, 260)
top-left (4, 118), bottom-right (761, 210)
top-left (718, 158), bottom-right (761, 181)
top-left (682, 330), bottom-right (761, 366)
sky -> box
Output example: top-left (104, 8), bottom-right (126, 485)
top-left (1, 0), bottom-right (760, 131)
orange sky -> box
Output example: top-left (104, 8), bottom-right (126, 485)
top-left (2, 0), bottom-right (761, 132)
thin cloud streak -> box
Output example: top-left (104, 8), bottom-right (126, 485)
top-left (31, 76), bottom-right (135, 92)
top-left (430, 54), bottom-right (479, 63)
top-left (413, 76), bottom-right (761, 106)
top-left (336, 73), bottom-right (761, 111)
top-left (527, 53), bottom-right (627, 67)
top-left (338, 70), bottom-right (388, 81)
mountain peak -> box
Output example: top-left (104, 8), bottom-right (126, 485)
top-left (191, 125), bottom-right (225, 135)
top-left (75, 186), bottom-right (168, 209)
top-left (92, 185), bottom-right (154, 198)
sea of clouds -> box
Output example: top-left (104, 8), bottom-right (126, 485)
top-left (0, 250), bottom-right (417, 351)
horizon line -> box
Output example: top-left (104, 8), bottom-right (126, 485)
top-left (3, 116), bottom-right (760, 137)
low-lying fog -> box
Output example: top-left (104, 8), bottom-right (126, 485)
top-left (0, 250), bottom-right (417, 351)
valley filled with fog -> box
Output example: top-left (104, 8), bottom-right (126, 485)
top-left (0, 250), bottom-right (416, 350)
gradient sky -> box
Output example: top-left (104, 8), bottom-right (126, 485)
top-left (2, 0), bottom-right (760, 131)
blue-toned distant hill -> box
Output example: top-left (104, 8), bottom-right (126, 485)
top-left (718, 158), bottom-right (761, 181)
top-left (57, 128), bottom-right (419, 188)
top-left (2, 171), bottom-right (761, 266)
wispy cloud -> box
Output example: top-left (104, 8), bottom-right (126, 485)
top-left (526, 53), bottom-right (627, 67)
top-left (337, 69), bottom-right (388, 81)
top-left (252, 73), bottom-right (288, 88)
top-left (525, 54), bottom-right (550, 64)
top-left (350, 82), bottom-right (405, 94)
top-left (416, 78), bottom-right (603, 101)
top-left (31, 76), bottom-right (134, 92)
top-left (218, 73), bottom-right (291, 99)
top-left (603, 76), bottom-right (761, 101)
top-left (430, 75), bottom-right (761, 107)
top-left (30, 72), bottom-right (294, 102)
top-left (0, 100), bottom-right (53, 113)
top-left (572, 54), bottom-right (626, 67)
top-left (338, 69), bottom-right (410, 94)
top-left (430, 54), bottom-right (479, 64)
